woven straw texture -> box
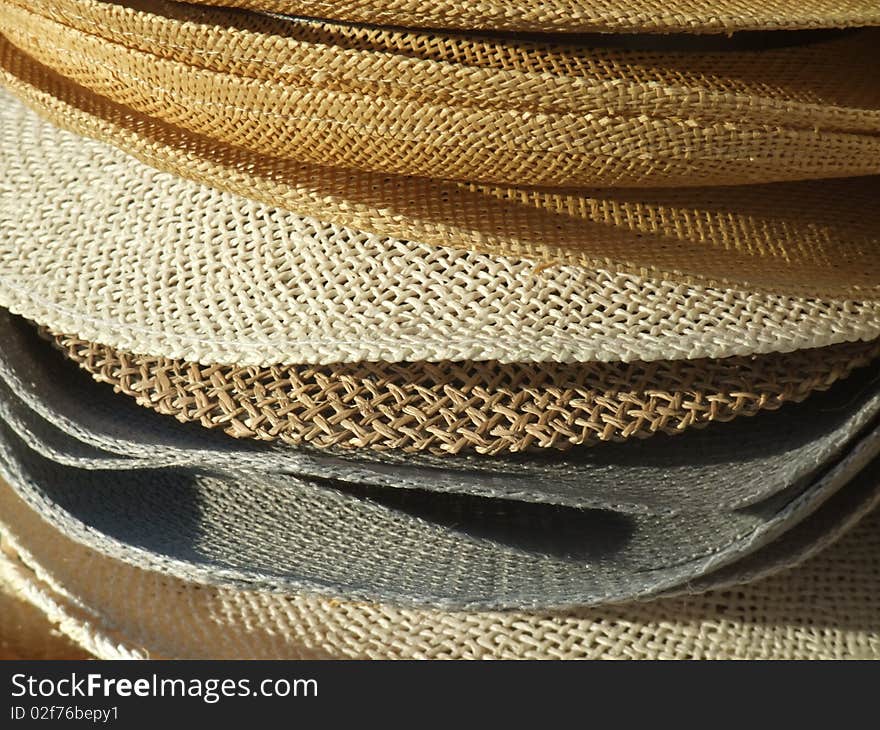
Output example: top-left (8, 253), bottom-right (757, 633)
top-left (3, 45), bottom-right (880, 301)
top-left (184, 1), bottom-right (880, 34)
top-left (2, 473), bottom-right (878, 659)
top-left (0, 538), bottom-right (88, 659)
top-left (3, 95), bottom-right (880, 367)
top-left (4, 0), bottom-right (880, 189)
top-left (4, 373), bottom-right (879, 609)
top-left (48, 330), bottom-right (880, 455)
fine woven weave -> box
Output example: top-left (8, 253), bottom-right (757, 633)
top-left (2, 472), bottom-right (879, 659)
top-left (4, 0), bottom-right (880, 188)
top-left (182, 1), bottom-right (880, 34)
top-left (3, 95), bottom-right (880, 368)
top-left (3, 45), bottom-right (880, 302)
top-left (47, 330), bottom-right (880, 455)
top-left (0, 540), bottom-right (88, 659)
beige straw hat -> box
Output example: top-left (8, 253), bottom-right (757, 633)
top-left (4, 0), bottom-right (880, 188)
top-left (2, 89), bottom-right (879, 368)
top-left (48, 328), bottom-right (880, 455)
top-left (2, 472), bottom-right (878, 659)
top-left (0, 541), bottom-right (88, 659)
top-left (180, 0), bottom-right (880, 34)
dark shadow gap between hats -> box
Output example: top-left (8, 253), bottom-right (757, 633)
top-left (324, 479), bottom-right (636, 560)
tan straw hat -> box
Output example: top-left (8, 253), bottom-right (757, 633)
top-left (47, 328), bottom-right (880, 455)
top-left (3, 40), bottom-right (880, 298)
top-left (3, 31), bottom-right (879, 299)
top-left (4, 0), bottom-right (880, 188)
top-left (180, 0), bottom-right (880, 34)
top-left (0, 541), bottom-right (88, 659)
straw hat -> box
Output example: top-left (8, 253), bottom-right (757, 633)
top-left (46, 327), bottom-right (880, 455)
top-left (0, 547), bottom-right (88, 660)
top-left (1, 463), bottom-right (879, 659)
top-left (2, 92), bottom-right (879, 368)
top-left (4, 49), bottom-right (880, 300)
top-left (1, 338), bottom-right (879, 608)
top-left (182, 0), bottom-right (880, 34)
top-left (4, 312), bottom-right (880, 516)
top-left (5, 0), bottom-right (880, 188)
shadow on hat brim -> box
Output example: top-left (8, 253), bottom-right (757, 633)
top-left (3, 469), bottom-right (879, 659)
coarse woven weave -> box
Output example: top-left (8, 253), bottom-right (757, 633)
top-left (3, 97), bottom-right (880, 368)
top-left (2, 370), bottom-right (880, 609)
top-left (4, 46), bottom-right (880, 303)
top-left (4, 0), bottom-right (880, 189)
top-left (182, 0), bottom-right (880, 34)
top-left (47, 329), bottom-right (880, 455)
top-left (2, 464), bottom-right (880, 659)
top-left (5, 312), bottom-right (880, 516)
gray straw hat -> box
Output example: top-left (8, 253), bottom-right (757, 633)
top-left (1, 315), bottom-right (879, 610)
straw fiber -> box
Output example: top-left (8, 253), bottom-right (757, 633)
top-left (1, 366), bottom-right (879, 608)
top-left (3, 90), bottom-right (880, 368)
top-left (5, 311), bottom-right (880, 516)
top-left (183, 0), bottom-right (880, 34)
top-left (0, 540), bottom-right (88, 659)
top-left (1, 465), bottom-right (880, 658)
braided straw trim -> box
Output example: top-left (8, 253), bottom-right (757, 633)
top-left (5, 0), bottom-right (880, 189)
top-left (185, 1), bottom-right (880, 34)
top-left (46, 330), bottom-right (880, 455)
top-left (2, 60), bottom-right (880, 306)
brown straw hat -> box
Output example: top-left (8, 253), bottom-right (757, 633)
top-left (47, 329), bottom-right (880, 455)
top-left (3, 36), bottom-right (879, 301)
top-left (182, 0), bottom-right (880, 34)
top-left (5, 0), bottom-right (880, 188)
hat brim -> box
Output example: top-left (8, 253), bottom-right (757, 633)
top-left (0, 407), bottom-right (878, 609)
top-left (2, 41), bottom-right (880, 303)
top-left (3, 466), bottom-right (880, 658)
top-left (6, 1), bottom-right (880, 188)
top-left (184, 0), bottom-right (880, 34)
top-left (2, 320), bottom-right (880, 609)
top-left (44, 326), bottom-right (880, 456)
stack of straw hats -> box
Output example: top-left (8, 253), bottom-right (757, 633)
top-left (0, 0), bottom-right (878, 658)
